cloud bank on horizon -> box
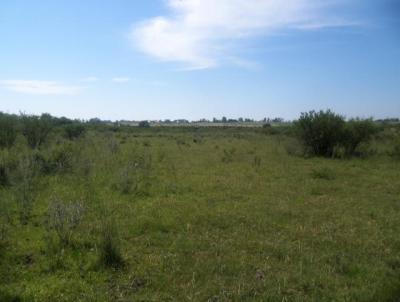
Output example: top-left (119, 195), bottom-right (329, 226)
top-left (0, 80), bottom-right (80, 96)
top-left (132, 0), bottom-right (357, 69)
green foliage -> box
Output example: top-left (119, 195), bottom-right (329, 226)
top-left (342, 119), bottom-right (377, 156)
top-left (13, 155), bottom-right (37, 224)
top-left (0, 161), bottom-right (9, 187)
top-left (390, 138), bottom-right (400, 159)
top-left (295, 110), bottom-right (345, 157)
top-left (48, 142), bottom-right (75, 173)
top-left (0, 113), bottom-right (17, 149)
top-left (21, 114), bottom-right (53, 149)
top-left (221, 147), bottom-right (236, 163)
top-left (99, 211), bottom-right (123, 268)
top-left (0, 114), bottom-right (399, 301)
top-left (295, 110), bottom-right (376, 157)
top-left (252, 155), bottom-right (261, 169)
top-left (138, 121), bottom-right (150, 128)
top-left (63, 123), bottom-right (86, 140)
top-left (47, 197), bottom-right (85, 247)
top-left (0, 291), bottom-right (25, 302)
top-left (311, 167), bottom-right (336, 180)
top-left (112, 154), bottom-right (153, 196)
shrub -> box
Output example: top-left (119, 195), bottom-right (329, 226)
top-left (311, 167), bottom-right (336, 180)
top-left (390, 138), bottom-right (400, 160)
top-left (99, 213), bottom-right (123, 268)
top-left (48, 142), bottom-right (74, 173)
top-left (47, 197), bottom-right (85, 247)
top-left (342, 119), bottom-right (377, 156)
top-left (295, 110), bottom-right (376, 158)
top-left (253, 155), bottom-right (261, 169)
top-left (295, 110), bottom-right (345, 157)
top-left (138, 121), bottom-right (150, 128)
top-left (0, 160), bottom-right (10, 187)
top-left (221, 148), bottom-right (236, 163)
top-left (0, 113), bottom-right (17, 149)
top-left (14, 155), bottom-right (37, 224)
top-left (113, 155), bottom-right (152, 196)
top-left (108, 137), bottom-right (120, 154)
top-left (63, 124), bottom-right (85, 140)
top-left (0, 192), bottom-right (12, 249)
top-left (21, 114), bottom-right (53, 149)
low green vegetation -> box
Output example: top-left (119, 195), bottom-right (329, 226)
top-left (0, 111), bottom-right (399, 301)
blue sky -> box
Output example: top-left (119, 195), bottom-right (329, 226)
top-left (0, 0), bottom-right (399, 120)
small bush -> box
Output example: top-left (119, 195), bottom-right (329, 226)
top-left (311, 167), bottom-right (336, 180)
top-left (0, 162), bottom-right (9, 187)
top-left (282, 137), bottom-right (305, 157)
top-left (221, 148), bottom-right (236, 163)
top-left (48, 142), bottom-right (74, 173)
top-left (99, 213), bottom-right (123, 268)
top-left (47, 197), bottom-right (85, 247)
top-left (13, 155), bottom-right (37, 224)
top-left (113, 155), bottom-right (153, 196)
top-left (108, 138), bottom-right (120, 154)
top-left (253, 155), bottom-right (261, 169)
top-left (342, 119), bottom-right (377, 156)
top-left (390, 138), bottom-right (400, 160)
top-left (0, 192), bottom-right (12, 249)
top-left (0, 291), bottom-right (25, 302)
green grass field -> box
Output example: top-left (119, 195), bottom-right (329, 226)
top-left (1, 126), bottom-right (400, 301)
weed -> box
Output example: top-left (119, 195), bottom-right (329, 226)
top-left (47, 197), bottom-right (85, 247)
top-left (390, 138), bottom-right (400, 159)
top-left (13, 155), bottom-right (37, 224)
top-left (222, 148), bottom-right (236, 163)
top-left (253, 155), bottom-right (261, 169)
top-left (99, 210), bottom-right (123, 268)
top-left (311, 167), bottom-right (336, 180)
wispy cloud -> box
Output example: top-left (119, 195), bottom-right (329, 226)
top-left (132, 0), bottom-right (357, 69)
top-left (112, 77), bottom-right (130, 83)
top-left (0, 80), bottom-right (80, 95)
top-left (81, 76), bottom-right (99, 83)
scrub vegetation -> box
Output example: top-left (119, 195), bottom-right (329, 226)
top-left (0, 111), bottom-right (399, 301)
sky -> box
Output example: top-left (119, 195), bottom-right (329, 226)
top-left (0, 0), bottom-right (399, 121)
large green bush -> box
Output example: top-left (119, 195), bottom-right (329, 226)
top-left (295, 110), bottom-right (345, 157)
top-left (295, 110), bottom-right (376, 157)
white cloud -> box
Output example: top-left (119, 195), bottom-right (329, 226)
top-left (81, 76), bottom-right (99, 82)
top-left (112, 77), bottom-right (130, 83)
top-left (0, 80), bottom-right (80, 95)
top-left (132, 0), bottom-right (356, 69)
